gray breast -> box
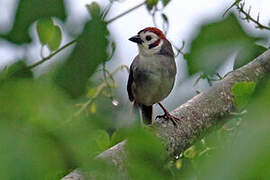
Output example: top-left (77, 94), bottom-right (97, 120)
top-left (131, 55), bottom-right (176, 105)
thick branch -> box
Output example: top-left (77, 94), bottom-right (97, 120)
top-left (62, 50), bottom-right (270, 179)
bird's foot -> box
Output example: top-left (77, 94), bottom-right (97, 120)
top-left (156, 103), bottom-right (180, 127)
top-left (156, 112), bottom-right (180, 126)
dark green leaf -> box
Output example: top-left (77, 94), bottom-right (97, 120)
top-left (232, 81), bottom-right (256, 111)
top-left (36, 18), bottom-right (55, 45)
top-left (234, 44), bottom-right (267, 70)
top-left (162, 0), bottom-right (171, 7)
top-left (161, 13), bottom-right (169, 23)
top-left (146, 0), bottom-right (158, 10)
top-left (0, 61), bottom-right (33, 84)
top-left (2, 0), bottom-right (66, 44)
top-left (47, 25), bottom-right (62, 51)
top-left (185, 14), bottom-right (264, 76)
top-left (111, 129), bottom-right (128, 146)
top-left (54, 16), bottom-right (109, 97)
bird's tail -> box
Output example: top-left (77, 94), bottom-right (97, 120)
top-left (131, 102), bottom-right (153, 125)
top-left (140, 104), bottom-right (153, 125)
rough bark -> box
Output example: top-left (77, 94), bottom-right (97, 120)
top-left (62, 50), bottom-right (270, 180)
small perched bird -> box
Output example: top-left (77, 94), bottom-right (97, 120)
top-left (127, 27), bottom-right (179, 126)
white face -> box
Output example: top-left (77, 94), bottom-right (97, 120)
top-left (138, 31), bottom-right (163, 56)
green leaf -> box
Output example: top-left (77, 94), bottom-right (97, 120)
top-left (161, 13), bottom-right (169, 24)
top-left (86, 2), bottom-right (101, 17)
top-left (37, 18), bottom-right (62, 51)
top-left (146, 0), bottom-right (158, 10)
top-left (47, 25), bottom-right (62, 51)
top-left (234, 44), bottom-right (267, 70)
top-left (2, 0), bottom-right (66, 44)
top-left (95, 130), bottom-right (110, 150)
top-left (232, 81), bottom-right (256, 111)
top-left (162, 0), bottom-right (171, 7)
top-left (0, 61), bottom-right (33, 84)
top-left (185, 13), bottom-right (264, 76)
top-left (111, 129), bottom-right (128, 146)
top-left (126, 128), bottom-right (171, 180)
top-left (54, 15), bottom-right (109, 97)
top-left (36, 18), bottom-right (55, 45)
top-left (184, 146), bottom-right (197, 159)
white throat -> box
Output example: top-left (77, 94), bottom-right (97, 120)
top-left (138, 40), bottom-right (163, 57)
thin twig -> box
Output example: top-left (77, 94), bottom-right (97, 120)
top-left (27, 39), bottom-right (77, 70)
top-left (236, 3), bottom-right (270, 31)
top-left (106, 1), bottom-right (146, 24)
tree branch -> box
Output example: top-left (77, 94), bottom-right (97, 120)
top-left (62, 50), bottom-right (270, 179)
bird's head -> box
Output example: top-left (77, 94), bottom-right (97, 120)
top-left (129, 27), bottom-right (171, 57)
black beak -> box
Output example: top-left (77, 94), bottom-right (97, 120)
top-left (129, 35), bottom-right (143, 44)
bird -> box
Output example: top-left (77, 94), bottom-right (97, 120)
top-left (127, 27), bottom-right (179, 126)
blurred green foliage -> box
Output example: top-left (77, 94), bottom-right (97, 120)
top-left (234, 44), bottom-right (267, 69)
top-left (54, 12), bottom-right (109, 97)
top-left (0, 0), bottom-right (269, 179)
top-left (185, 13), bottom-right (265, 76)
top-left (2, 0), bottom-right (66, 44)
top-left (232, 81), bottom-right (256, 111)
top-left (0, 61), bottom-right (33, 82)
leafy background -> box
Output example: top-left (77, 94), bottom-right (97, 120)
top-left (0, 0), bottom-right (269, 179)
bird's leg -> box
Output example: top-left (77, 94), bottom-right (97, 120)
top-left (156, 103), bottom-right (180, 126)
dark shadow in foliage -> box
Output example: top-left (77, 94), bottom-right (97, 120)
top-left (185, 13), bottom-right (266, 76)
top-left (0, 60), bottom-right (33, 84)
top-left (54, 14), bottom-right (109, 98)
top-left (0, 0), bottom-right (66, 44)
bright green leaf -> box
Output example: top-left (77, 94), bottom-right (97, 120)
top-left (47, 25), bottom-right (62, 51)
top-left (175, 159), bottom-right (182, 169)
top-left (184, 146), bottom-right (197, 159)
top-left (111, 129), bottom-right (128, 146)
top-left (95, 130), bottom-right (110, 151)
top-left (232, 81), bottom-right (256, 111)
top-left (36, 18), bottom-right (55, 45)
top-left (87, 88), bottom-right (97, 98)
top-left (90, 103), bottom-right (97, 114)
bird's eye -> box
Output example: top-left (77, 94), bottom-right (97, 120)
top-left (145, 35), bottom-right (152, 41)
